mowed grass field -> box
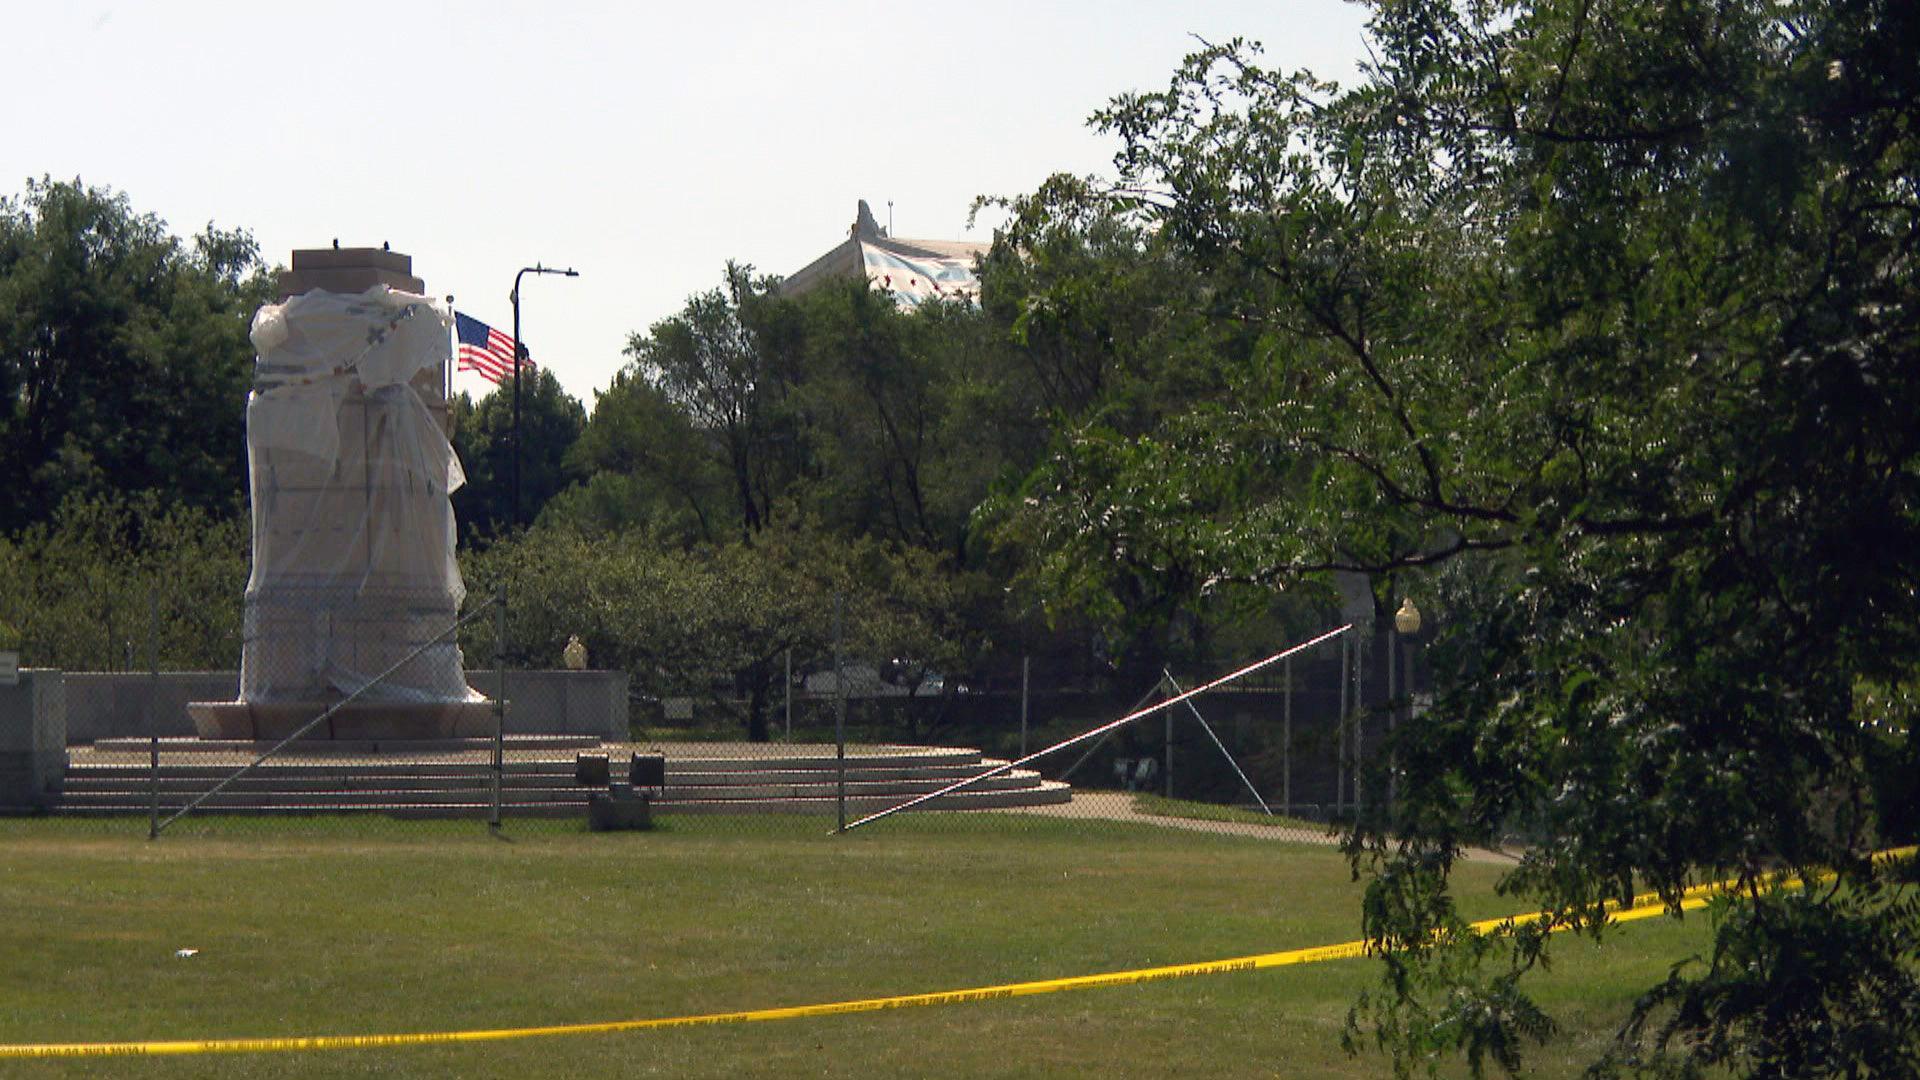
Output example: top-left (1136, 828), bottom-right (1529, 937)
top-left (0, 814), bottom-right (1708, 1078)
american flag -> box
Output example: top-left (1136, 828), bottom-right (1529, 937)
top-left (454, 312), bottom-right (533, 385)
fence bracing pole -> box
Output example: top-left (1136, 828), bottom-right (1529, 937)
top-left (1058, 679), bottom-right (1165, 784)
top-left (1162, 669), bottom-right (1273, 816)
top-left (841, 625), bottom-right (1351, 833)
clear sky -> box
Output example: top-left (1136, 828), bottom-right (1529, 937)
top-left (5, 1), bottom-right (1371, 405)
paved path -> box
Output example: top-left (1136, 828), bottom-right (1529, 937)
top-left (1021, 790), bottom-right (1521, 864)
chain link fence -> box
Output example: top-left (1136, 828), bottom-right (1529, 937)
top-left (10, 576), bottom-right (1430, 847)
top-left (29, 589), bottom-right (507, 836)
top-left (594, 618), bottom-right (1416, 843)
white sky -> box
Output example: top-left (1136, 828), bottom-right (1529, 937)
top-left (5, 1), bottom-right (1370, 405)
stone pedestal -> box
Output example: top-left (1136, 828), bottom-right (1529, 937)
top-left (190, 247), bottom-right (485, 742)
top-left (275, 246), bottom-right (425, 300)
top-left (0, 670), bottom-right (66, 811)
top-left (186, 699), bottom-right (496, 742)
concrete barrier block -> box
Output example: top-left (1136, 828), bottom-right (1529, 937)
top-left (588, 790), bottom-right (652, 831)
top-left (0, 670), bottom-right (66, 810)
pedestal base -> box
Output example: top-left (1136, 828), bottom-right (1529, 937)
top-left (187, 700), bottom-right (497, 742)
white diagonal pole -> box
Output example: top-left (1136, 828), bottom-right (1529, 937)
top-left (839, 624), bottom-right (1351, 833)
top-left (1163, 668), bottom-right (1274, 816)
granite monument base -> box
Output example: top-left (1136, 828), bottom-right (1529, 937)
top-left (187, 699), bottom-right (497, 742)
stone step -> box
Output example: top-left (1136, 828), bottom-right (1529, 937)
top-left (87, 735), bottom-right (603, 754)
top-left (659, 761), bottom-right (1006, 784)
top-left (657, 781), bottom-right (1074, 814)
top-left (57, 788), bottom-right (585, 808)
top-left (51, 781), bottom-right (1072, 816)
top-left (52, 802), bottom-right (585, 820)
top-left (661, 749), bottom-right (987, 770)
top-left (49, 742), bottom-right (1069, 816)
top-left (57, 769), bottom-right (1049, 801)
top-left (61, 759), bottom-right (1008, 784)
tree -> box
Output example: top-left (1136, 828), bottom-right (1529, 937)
top-left (617, 263), bottom-right (805, 540)
top-left (449, 368), bottom-right (587, 540)
top-left (462, 519), bottom-right (961, 742)
top-left (795, 277), bottom-right (1039, 563)
top-left (0, 177), bottom-right (270, 534)
top-left (976, 176), bottom-right (1321, 672)
top-left (995, 0), bottom-right (1918, 1074)
top-left (552, 364), bottom-right (734, 542)
top-left (0, 493), bottom-right (248, 670)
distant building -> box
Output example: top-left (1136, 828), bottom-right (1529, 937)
top-left (780, 200), bottom-right (989, 307)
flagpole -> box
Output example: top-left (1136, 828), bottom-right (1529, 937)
top-left (509, 264), bottom-right (579, 528)
top-left (442, 295), bottom-right (454, 403)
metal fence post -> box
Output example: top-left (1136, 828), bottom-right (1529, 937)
top-left (492, 586), bottom-right (506, 829)
top-left (1282, 654), bottom-right (1292, 818)
top-left (1163, 694), bottom-right (1174, 799)
top-left (833, 594), bottom-right (846, 833)
top-left (1387, 624), bottom-right (1398, 813)
top-left (1337, 635), bottom-right (1349, 816)
top-left (1353, 634), bottom-right (1366, 818)
top-left (148, 591), bottom-right (159, 840)
top-left (1020, 655), bottom-right (1029, 757)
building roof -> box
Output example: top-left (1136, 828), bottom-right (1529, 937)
top-left (781, 200), bottom-right (989, 307)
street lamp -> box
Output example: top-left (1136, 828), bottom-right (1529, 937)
top-left (1390, 597), bottom-right (1421, 812)
top-left (510, 263), bottom-right (579, 528)
top-left (1394, 597), bottom-right (1421, 636)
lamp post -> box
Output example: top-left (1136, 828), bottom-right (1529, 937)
top-left (510, 263), bottom-right (579, 527)
top-left (1391, 597), bottom-right (1422, 811)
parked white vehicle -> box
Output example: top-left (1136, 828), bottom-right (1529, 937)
top-left (802, 663), bottom-right (959, 698)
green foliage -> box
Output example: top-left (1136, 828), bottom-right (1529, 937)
top-left (794, 278), bottom-right (996, 557)
top-left (0, 493), bottom-right (247, 669)
top-left (976, 176), bottom-right (1335, 669)
top-left (576, 222), bottom-right (1329, 692)
top-left (461, 519), bottom-right (963, 741)
top-left (0, 177), bottom-right (269, 534)
top-left (992, 0), bottom-right (1920, 1074)
top-left (449, 368), bottom-right (587, 540)
top-left (1601, 874), bottom-right (1920, 1077)
top-left (555, 359), bottom-right (737, 542)
top-left (565, 260), bottom-right (1070, 699)
top-left (580, 264), bottom-right (1043, 564)
top-left (600, 263), bottom-right (805, 540)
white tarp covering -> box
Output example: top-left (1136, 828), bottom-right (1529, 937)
top-left (239, 287), bottom-right (481, 704)
top-left (860, 243), bottom-right (979, 306)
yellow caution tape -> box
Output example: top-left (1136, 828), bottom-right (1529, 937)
top-left (2, 846), bottom-right (1908, 1060)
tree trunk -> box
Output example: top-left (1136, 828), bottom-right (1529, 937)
top-left (745, 663), bottom-right (770, 742)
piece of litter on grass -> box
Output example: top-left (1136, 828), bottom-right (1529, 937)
top-left (174, 948), bottom-right (199, 959)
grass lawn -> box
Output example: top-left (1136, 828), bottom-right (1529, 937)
top-left (0, 815), bottom-right (1708, 1078)
top-left (1130, 793), bottom-right (1338, 834)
